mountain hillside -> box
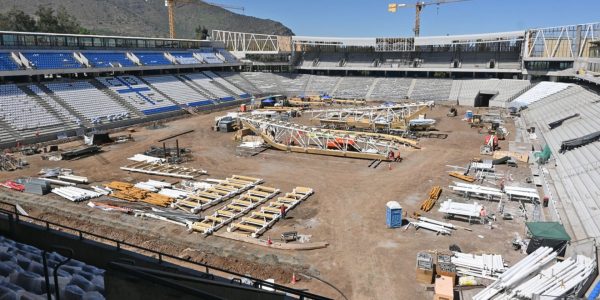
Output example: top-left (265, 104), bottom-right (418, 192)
top-left (0, 0), bottom-right (294, 38)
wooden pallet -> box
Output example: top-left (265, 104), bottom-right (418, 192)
top-left (420, 186), bottom-right (442, 212)
top-left (190, 185), bottom-right (280, 235)
top-left (228, 187), bottom-right (314, 238)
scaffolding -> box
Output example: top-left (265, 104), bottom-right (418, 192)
top-left (240, 115), bottom-right (418, 161)
top-left (308, 102), bottom-right (434, 133)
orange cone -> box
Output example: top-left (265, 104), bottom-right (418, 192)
top-left (267, 236), bottom-right (272, 245)
top-left (291, 272), bottom-right (297, 284)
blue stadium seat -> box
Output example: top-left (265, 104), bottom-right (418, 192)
top-left (0, 53), bottom-right (19, 71)
top-left (23, 52), bottom-right (82, 70)
top-left (83, 52), bottom-right (135, 68)
top-left (134, 52), bottom-right (172, 66)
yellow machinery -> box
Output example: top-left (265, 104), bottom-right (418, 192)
top-left (163, 0), bottom-right (244, 39)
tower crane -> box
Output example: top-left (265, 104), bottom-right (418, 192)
top-left (162, 0), bottom-right (245, 39)
top-left (388, 0), bottom-right (470, 36)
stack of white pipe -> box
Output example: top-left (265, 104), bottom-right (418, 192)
top-left (499, 255), bottom-right (595, 299)
top-left (128, 154), bottom-right (165, 163)
top-left (51, 187), bottom-right (102, 202)
top-left (134, 182), bottom-right (159, 192)
top-left (418, 217), bottom-right (456, 230)
top-left (37, 177), bottom-right (76, 186)
top-left (158, 188), bottom-right (189, 199)
top-left (144, 180), bottom-right (172, 189)
top-left (451, 252), bottom-right (506, 280)
top-left (57, 174), bottom-right (89, 184)
top-left (411, 221), bottom-right (451, 235)
top-left (473, 247), bottom-right (557, 300)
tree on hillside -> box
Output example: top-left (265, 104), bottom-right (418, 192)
top-left (0, 5), bottom-right (90, 34)
top-left (195, 25), bottom-right (209, 40)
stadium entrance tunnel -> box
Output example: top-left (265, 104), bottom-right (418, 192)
top-left (474, 91), bottom-right (498, 107)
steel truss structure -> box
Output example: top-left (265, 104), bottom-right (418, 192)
top-left (240, 115), bottom-right (417, 161)
top-left (211, 30), bottom-right (291, 54)
top-left (308, 102), bottom-right (433, 132)
top-left (524, 23), bottom-right (600, 59)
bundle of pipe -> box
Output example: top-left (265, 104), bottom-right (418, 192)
top-left (52, 187), bottom-right (102, 202)
top-left (58, 174), bottom-right (89, 184)
top-left (451, 252), bottom-right (506, 280)
top-left (494, 255), bottom-right (596, 299)
top-left (134, 182), bottom-right (159, 192)
top-left (135, 208), bottom-right (202, 227)
top-left (473, 247), bottom-right (557, 300)
top-left (37, 177), bottom-right (76, 186)
top-left (411, 221), bottom-right (451, 235)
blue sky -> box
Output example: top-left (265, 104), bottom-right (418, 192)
top-left (215, 0), bottom-right (600, 37)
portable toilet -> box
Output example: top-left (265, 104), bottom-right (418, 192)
top-left (386, 201), bottom-right (403, 228)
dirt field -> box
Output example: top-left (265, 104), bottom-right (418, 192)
top-left (0, 105), bottom-right (538, 299)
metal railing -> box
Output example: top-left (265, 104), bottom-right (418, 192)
top-left (0, 200), bottom-right (330, 300)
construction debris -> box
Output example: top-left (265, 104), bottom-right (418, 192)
top-left (0, 154), bottom-right (25, 171)
top-left (420, 186), bottom-right (442, 212)
top-left (228, 187), bottom-right (314, 238)
top-left (0, 181), bottom-right (25, 192)
top-left (52, 187), bottom-right (102, 202)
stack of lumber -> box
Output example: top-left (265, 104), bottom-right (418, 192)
top-left (105, 181), bottom-right (173, 207)
top-left (449, 171), bottom-right (476, 182)
top-left (420, 186), bottom-right (442, 212)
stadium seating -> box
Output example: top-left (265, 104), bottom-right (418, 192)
top-left (45, 81), bottom-right (132, 124)
top-left (23, 52), bottom-right (82, 70)
top-left (368, 78), bottom-right (412, 100)
top-left (274, 74), bottom-right (310, 95)
top-left (83, 52), bottom-right (135, 68)
top-left (195, 50), bottom-right (223, 64)
top-left (521, 86), bottom-right (600, 239)
top-left (170, 52), bottom-right (201, 65)
top-left (304, 75), bottom-right (340, 94)
top-left (142, 75), bottom-right (214, 108)
top-left (217, 49), bottom-right (238, 63)
top-left (203, 71), bottom-right (248, 97)
top-left (215, 72), bottom-right (263, 95)
top-left (238, 72), bottom-right (283, 94)
top-left (0, 235), bottom-right (105, 299)
top-left (182, 73), bottom-right (234, 101)
top-left (97, 76), bottom-right (179, 115)
top-left (317, 53), bottom-right (343, 67)
top-left (409, 79), bottom-right (452, 101)
top-left (0, 52), bottom-right (19, 71)
top-left (133, 52), bottom-right (172, 66)
top-left (0, 84), bottom-right (63, 131)
top-left (28, 85), bottom-right (80, 125)
top-left (346, 53), bottom-right (376, 68)
top-left (510, 82), bottom-right (571, 108)
top-left (333, 77), bottom-right (376, 99)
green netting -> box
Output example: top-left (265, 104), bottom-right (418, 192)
top-left (534, 144), bottom-right (552, 163)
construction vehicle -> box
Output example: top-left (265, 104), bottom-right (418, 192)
top-left (388, 0), bottom-right (471, 36)
top-left (480, 134), bottom-right (499, 155)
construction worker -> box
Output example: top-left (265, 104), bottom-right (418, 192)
top-left (280, 205), bottom-right (287, 219)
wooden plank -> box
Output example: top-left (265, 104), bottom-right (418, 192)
top-left (232, 223), bottom-right (260, 232)
top-left (242, 217), bottom-right (267, 226)
top-left (252, 211), bottom-right (276, 219)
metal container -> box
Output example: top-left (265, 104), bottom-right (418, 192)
top-left (386, 201), bottom-right (403, 228)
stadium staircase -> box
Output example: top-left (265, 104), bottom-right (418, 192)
top-left (34, 84), bottom-right (93, 127)
top-left (0, 119), bottom-right (21, 142)
top-left (88, 79), bottom-right (144, 117)
top-left (302, 75), bottom-right (313, 94)
top-left (175, 75), bottom-right (218, 101)
top-left (19, 85), bottom-right (79, 128)
top-left (505, 82), bottom-right (538, 104)
top-left (365, 78), bottom-right (381, 99)
top-left (202, 72), bottom-right (242, 100)
top-left (329, 77), bottom-right (345, 95)
top-left (407, 79), bottom-right (417, 98)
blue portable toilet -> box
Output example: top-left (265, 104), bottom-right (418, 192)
top-left (386, 201), bottom-right (403, 228)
